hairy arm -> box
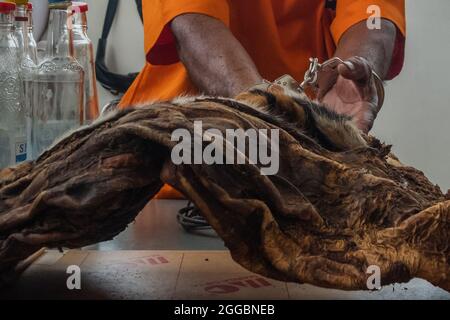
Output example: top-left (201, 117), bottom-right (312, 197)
top-left (171, 13), bottom-right (262, 97)
top-left (334, 19), bottom-right (398, 80)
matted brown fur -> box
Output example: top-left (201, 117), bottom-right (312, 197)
top-left (0, 88), bottom-right (448, 291)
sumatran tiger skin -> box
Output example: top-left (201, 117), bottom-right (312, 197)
top-left (176, 87), bottom-right (368, 152)
top-left (0, 85), bottom-right (449, 292)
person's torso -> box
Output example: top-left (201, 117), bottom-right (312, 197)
top-left (229, 0), bottom-right (335, 80)
top-left (120, 0), bottom-right (336, 106)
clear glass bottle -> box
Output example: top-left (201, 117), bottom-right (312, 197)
top-left (26, 1), bottom-right (38, 63)
top-left (14, 0), bottom-right (36, 161)
top-left (72, 2), bottom-right (99, 124)
top-left (31, 0), bottom-right (84, 159)
top-left (13, 0), bottom-right (36, 63)
top-left (0, 1), bottom-right (27, 168)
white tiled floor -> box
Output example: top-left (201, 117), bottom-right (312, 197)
top-left (2, 249), bottom-right (449, 300)
top-left (1, 200), bottom-right (449, 300)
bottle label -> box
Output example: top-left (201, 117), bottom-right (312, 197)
top-left (15, 140), bottom-right (27, 163)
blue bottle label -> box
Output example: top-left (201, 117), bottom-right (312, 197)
top-left (15, 141), bottom-right (27, 163)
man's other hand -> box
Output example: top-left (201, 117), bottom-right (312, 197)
top-left (317, 56), bottom-right (380, 133)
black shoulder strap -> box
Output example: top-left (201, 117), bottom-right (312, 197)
top-left (135, 0), bottom-right (143, 22)
top-left (95, 0), bottom-right (143, 95)
top-left (325, 0), bottom-right (337, 10)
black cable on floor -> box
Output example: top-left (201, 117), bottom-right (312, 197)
top-left (177, 201), bottom-right (212, 232)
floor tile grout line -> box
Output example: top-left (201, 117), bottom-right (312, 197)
top-left (286, 282), bottom-right (291, 300)
top-left (78, 250), bottom-right (90, 267)
top-left (171, 252), bottom-right (185, 300)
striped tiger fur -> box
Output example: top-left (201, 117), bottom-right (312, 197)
top-left (171, 86), bottom-right (368, 152)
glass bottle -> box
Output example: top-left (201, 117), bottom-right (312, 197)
top-left (72, 2), bottom-right (99, 124)
top-left (26, 1), bottom-right (38, 63)
top-left (13, 0), bottom-right (36, 62)
top-left (31, 0), bottom-right (84, 159)
top-left (13, 0), bottom-right (36, 161)
top-left (0, 1), bottom-right (27, 168)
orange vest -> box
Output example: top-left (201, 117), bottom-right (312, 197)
top-left (119, 0), bottom-right (405, 106)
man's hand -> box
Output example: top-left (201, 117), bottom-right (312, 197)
top-left (317, 56), bottom-right (379, 133)
top-left (317, 19), bottom-right (397, 133)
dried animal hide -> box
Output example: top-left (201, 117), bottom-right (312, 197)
top-left (0, 88), bottom-right (449, 291)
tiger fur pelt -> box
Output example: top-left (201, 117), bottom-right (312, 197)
top-left (0, 85), bottom-right (449, 292)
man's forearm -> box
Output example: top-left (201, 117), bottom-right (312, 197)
top-left (171, 14), bottom-right (262, 97)
top-left (334, 19), bottom-right (397, 79)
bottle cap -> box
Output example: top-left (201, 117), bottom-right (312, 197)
top-left (12, 0), bottom-right (28, 5)
top-left (27, 2), bottom-right (32, 10)
top-left (0, 1), bottom-right (16, 13)
top-left (48, 0), bottom-right (71, 9)
top-left (72, 2), bottom-right (88, 13)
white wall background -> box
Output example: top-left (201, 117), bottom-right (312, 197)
top-left (72, 0), bottom-right (450, 191)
